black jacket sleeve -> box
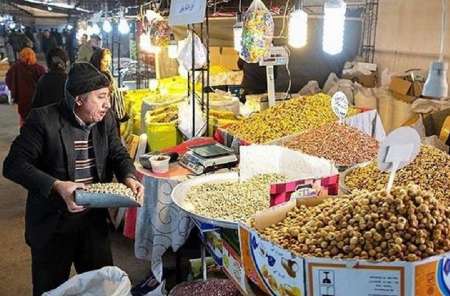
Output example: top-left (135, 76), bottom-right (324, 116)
top-left (3, 109), bottom-right (57, 197)
top-left (106, 112), bottom-right (136, 181)
top-left (31, 78), bottom-right (43, 108)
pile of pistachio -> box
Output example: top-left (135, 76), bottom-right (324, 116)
top-left (225, 94), bottom-right (359, 144)
top-left (86, 183), bottom-right (136, 200)
top-left (345, 145), bottom-right (450, 201)
top-left (260, 184), bottom-right (450, 262)
top-left (184, 174), bottom-right (286, 223)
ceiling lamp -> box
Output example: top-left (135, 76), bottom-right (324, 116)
top-left (288, 1), bottom-right (308, 48)
top-left (422, 0), bottom-right (448, 99)
top-left (233, 12), bottom-right (243, 53)
top-left (322, 0), bottom-right (346, 55)
top-left (118, 17), bottom-right (130, 34)
top-left (102, 19), bottom-right (112, 33)
top-left (168, 34), bottom-right (178, 59)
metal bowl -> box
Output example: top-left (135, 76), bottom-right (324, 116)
top-left (171, 172), bottom-right (240, 229)
top-left (339, 161), bottom-right (372, 194)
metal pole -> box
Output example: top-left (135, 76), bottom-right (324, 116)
top-left (200, 22), bottom-right (205, 112)
top-left (118, 37), bottom-right (122, 87)
top-left (206, 7), bottom-right (210, 135)
top-left (201, 244), bottom-right (207, 281)
top-left (191, 25), bottom-right (196, 138)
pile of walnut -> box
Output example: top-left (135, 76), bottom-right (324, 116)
top-left (86, 183), bottom-right (136, 200)
top-left (345, 145), bottom-right (450, 201)
top-left (260, 184), bottom-right (450, 262)
top-left (185, 174), bottom-right (286, 223)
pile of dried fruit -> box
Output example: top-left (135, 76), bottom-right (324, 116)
top-left (282, 122), bottom-right (378, 167)
top-left (169, 279), bottom-right (240, 296)
top-left (260, 184), bottom-right (450, 262)
top-left (345, 145), bottom-right (450, 199)
top-left (185, 174), bottom-right (286, 223)
top-left (225, 94), bottom-right (359, 143)
top-left (86, 183), bottom-right (136, 200)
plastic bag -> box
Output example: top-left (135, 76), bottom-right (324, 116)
top-left (147, 120), bottom-right (181, 151)
top-left (298, 81), bottom-right (321, 96)
top-left (178, 99), bottom-right (207, 139)
top-left (327, 79), bottom-right (355, 105)
top-left (177, 32), bottom-right (207, 71)
top-left (354, 83), bottom-right (377, 109)
top-left (149, 19), bottom-right (171, 47)
top-left (322, 73), bottom-right (339, 93)
top-left (240, 0), bottom-right (274, 63)
top-left (43, 266), bottom-right (132, 296)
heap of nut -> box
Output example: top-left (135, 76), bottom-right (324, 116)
top-left (283, 122), bottom-right (378, 167)
top-left (260, 184), bottom-right (450, 262)
top-left (86, 183), bottom-right (137, 200)
top-left (185, 174), bottom-right (286, 223)
top-left (225, 94), bottom-right (359, 144)
top-left (345, 145), bottom-right (450, 200)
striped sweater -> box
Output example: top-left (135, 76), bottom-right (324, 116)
top-left (73, 124), bottom-right (98, 184)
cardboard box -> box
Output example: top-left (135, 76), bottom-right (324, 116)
top-left (343, 71), bottom-right (377, 88)
top-left (239, 197), bottom-right (450, 296)
top-left (389, 76), bottom-right (424, 103)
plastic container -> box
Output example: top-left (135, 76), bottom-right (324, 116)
top-left (150, 155), bottom-right (170, 174)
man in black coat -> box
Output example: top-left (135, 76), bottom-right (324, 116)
top-left (3, 62), bottom-right (144, 295)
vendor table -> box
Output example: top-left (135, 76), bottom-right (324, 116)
top-left (123, 137), bottom-right (216, 282)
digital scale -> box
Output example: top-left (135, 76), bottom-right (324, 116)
top-left (259, 46), bottom-right (289, 107)
top-left (179, 143), bottom-right (238, 175)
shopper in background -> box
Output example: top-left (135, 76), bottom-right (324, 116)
top-left (24, 27), bottom-right (36, 51)
top-left (64, 28), bottom-right (76, 64)
top-left (41, 30), bottom-right (58, 56)
top-left (5, 47), bottom-right (46, 126)
top-left (32, 48), bottom-right (68, 108)
top-left (76, 34), bottom-right (93, 62)
top-left (3, 62), bottom-right (144, 296)
top-left (54, 28), bottom-right (63, 47)
top-left (237, 57), bottom-right (277, 103)
top-left (33, 28), bottom-right (41, 53)
top-left (90, 48), bottom-right (128, 123)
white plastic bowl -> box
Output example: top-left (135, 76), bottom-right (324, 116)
top-left (150, 155), bottom-right (170, 174)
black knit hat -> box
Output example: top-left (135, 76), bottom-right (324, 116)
top-left (66, 62), bottom-right (110, 97)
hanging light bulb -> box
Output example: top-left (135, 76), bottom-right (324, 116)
top-left (288, 3), bottom-right (308, 48)
top-left (103, 19), bottom-right (112, 33)
top-left (9, 22), bottom-right (16, 30)
top-left (66, 24), bottom-right (73, 30)
top-left (92, 23), bottom-right (101, 35)
top-left (140, 33), bottom-right (152, 53)
top-left (149, 79), bottom-right (159, 91)
top-left (322, 0), bottom-right (346, 55)
top-left (233, 12), bottom-right (243, 53)
top-left (168, 34), bottom-right (178, 59)
top-left (118, 17), bottom-right (130, 34)
top-left (422, 0), bottom-right (448, 99)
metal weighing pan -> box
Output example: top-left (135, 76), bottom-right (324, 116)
top-left (171, 172), bottom-right (240, 229)
top-left (339, 161), bottom-right (372, 194)
top-left (75, 191), bottom-right (141, 208)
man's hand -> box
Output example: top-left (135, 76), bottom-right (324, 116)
top-left (52, 180), bottom-right (86, 213)
top-left (124, 177), bottom-right (144, 204)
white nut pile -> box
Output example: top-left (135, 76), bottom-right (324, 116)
top-left (260, 184), bottom-right (450, 262)
top-left (86, 183), bottom-right (136, 200)
top-left (185, 174), bottom-right (286, 223)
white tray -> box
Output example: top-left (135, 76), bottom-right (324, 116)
top-left (171, 172), bottom-right (240, 229)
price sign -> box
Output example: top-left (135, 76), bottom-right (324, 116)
top-left (169, 0), bottom-right (207, 26)
top-left (331, 91), bottom-right (349, 122)
top-left (377, 127), bottom-right (421, 192)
